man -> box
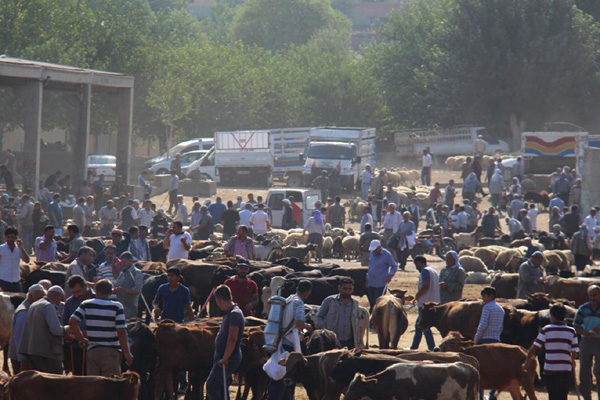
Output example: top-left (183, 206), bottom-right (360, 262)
top-left (506, 217), bottom-right (525, 241)
top-left (358, 224), bottom-right (379, 267)
top-left (269, 280), bottom-right (313, 400)
top-left (62, 275), bottom-right (95, 375)
top-left (303, 209), bottom-right (325, 263)
top-left (134, 225), bottom-right (151, 262)
top-left (233, 196), bottom-right (243, 210)
top-left (574, 285), bottom-right (600, 400)
top-left (361, 165), bottom-right (372, 200)
top-left (15, 194), bottom-right (34, 252)
top-left (164, 221), bottom-right (192, 261)
top-left (224, 226), bottom-right (256, 260)
top-left (396, 211), bottom-right (416, 271)
top-left (64, 246), bottom-right (96, 298)
top-left (421, 149), bottom-right (432, 186)
top-left (317, 277), bottom-right (362, 349)
top-left (512, 157), bottom-right (524, 183)
top-left (474, 135), bottom-right (487, 156)
top-left (553, 173), bottom-right (570, 204)
top-left (35, 225), bottom-right (58, 262)
top-left (443, 180), bottom-right (456, 208)
top-left (410, 256), bottom-right (439, 350)
top-left (382, 203), bottom-right (401, 250)
top-left (238, 203), bottom-right (254, 235)
top-left (99, 200), bottom-right (117, 236)
top-left (82, 196), bottom-right (95, 236)
top-left (194, 206), bottom-right (213, 240)
top-left (561, 204), bottom-right (581, 238)
top-left (48, 193), bottom-right (63, 231)
top-left (113, 252), bottom-right (143, 319)
top-left (328, 196), bottom-right (345, 228)
top-left (119, 200), bottom-right (137, 232)
top-left (153, 267), bottom-right (193, 322)
top-left (208, 197), bottom-right (226, 228)
top-left (281, 199), bottom-right (296, 230)
top-left (329, 168), bottom-right (341, 198)
top-left (168, 169), bottom-right (179, 215)
top-left (519, 208), bottom-right (532, 235)
top-left (407, 198), bottom-right (421, 231)
top-left (428, 183), bottom-right (442, 206)
top-left (246, 193), bottom-right (257, 205)
top-left (225, 259), bottom-right (259, 317)
top-left (366, 240), bottom-right (397, 309)
top-left (571, 178), bottom-right (583, 206)
top-left (250, 203), bottom-right (270, 236)
top-left (152, 209), bottom-right (170, 240)
top-left (72, 197), bottom-right (86, 234)
top-left (517, 251), bottom-right (545, 299)
top-left (462, 172), bottom-right (482, 203)
top-left (9, 284), bottom-right (45, 374)
top-left (474, 287), bottom-right (505, 344)
top-left (549, 193), bottom-right (565, 213)
top-left (95, 244), bottom-right (121, 287)
top-left (508, 194), bottom-right (523, 219)
top-left (69, 279), bottom-right (133, 377)
top-left (110, 176), bottom-right (127, 198)
top-left (189, 202), bottom-right (202, 240)
top-left (289, 196), bottom-right (301, 226)
top-left (222, 201), bottom-right (240, 240)
top-left (312, 170), bottom-right (330, 202)
top-left (91, 175), bottom-right (105, 210)
top-left (525, 304), bottom-right (578, 400)
top-left (371, 170), bottom-right (386, 200)
top-left (461, 157), bottom-right (472, 181)
top-left (175, 195), bottom-right (189, 225)
top-left (138, 200), bottom-right (155, 229)
top-left (439, 251), bottom-right (466, 303)
top-left (18, 286), bottom-right (66, 374)
top-left (0, 226), bottom-right (30, 292)
top-left (206, 285), bottom-right (245, 400)
top-left (138, 170), bottom-right (152, 195)
top-left (360, 206), bottom-right (374, 234)
top-left (571, 225), bottom-right (593, 272)
top-left (584, 208), bottom-right (598, 239)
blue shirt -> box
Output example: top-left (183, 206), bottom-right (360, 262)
top-left (48, 201), bottom-right (63, 226)
top-left (208, 202), bottom-right (227, 226)
top-left (215, 305), bottom-right (245, 357)
top-left (574, 302), bottom-right (600, 339)
top-left (367, 248), bottom-right (398, 287)
top-left (474, 300), bottom-right (505, 343)
top-left (154, 283), bottom-right (191, 323)
top-left (63, 290), bottom-right (95, 330)
top-left (549, 197), bottom-right (565, 211)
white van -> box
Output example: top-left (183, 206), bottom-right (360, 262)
top-left (266, 188), bottom-right (321, 228)
top-left (145, 138), bottom-right (214, 170)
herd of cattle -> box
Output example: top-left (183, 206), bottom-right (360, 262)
top-left (0, 225), bottom-right (596, 400)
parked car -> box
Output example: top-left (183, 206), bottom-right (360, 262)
top-left (87, 154), bottom-right (116, 182)
top-left (144, 138), bottom-right (214, 169)
top-left (148, 150), bottom-right (208, 176)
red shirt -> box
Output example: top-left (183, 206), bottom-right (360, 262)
top-left (225, 277), bottom-right (258, 316)
top-left (291, 202), bottom-right (301, 224)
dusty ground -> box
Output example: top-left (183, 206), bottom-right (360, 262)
top-left (148, 167), bottom-right (584, 399)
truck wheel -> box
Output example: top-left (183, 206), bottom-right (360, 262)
top-left (287, 173), bottom-right (302, 188)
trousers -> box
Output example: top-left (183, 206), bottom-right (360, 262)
top-left (367, 286), bottom-right (385, 311)
top-left (579, 338), bottom-right (600, 400)
top-left (421, 167), bottom-right (431, 186)
top-left (410, 308), bottom-right (435, 350)
top-left (361, 182), bottom-right (370, 201)
top-left (544, 373), bottom-right (571, 400)
top-left (206, 351), bottom-right (241, 400)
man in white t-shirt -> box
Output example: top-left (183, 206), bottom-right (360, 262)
top-left (249, 204), bottom-right (270, 236)
top-left (421, 149), bottom-right (432, 186)
top-left (163, 221), bottom-right (192, 261)
top-left (238, 203), bottom-right (253, 235)
top-left (410, 255), bottom-right (439, 350)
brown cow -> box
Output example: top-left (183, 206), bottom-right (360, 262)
top-left (491, 273), bottom-right (519, 298)
top-left (419, 300), bottom-right (512, 339)
top-left (6, 370), bottom-right (140, 400)
top-left (137, 261), bottom-right (167, 275)
top-left (545, 276), bottom-right (600, 306)
top-left (284, 349), bottom-right (349, 400)
top-left (371, 292), bottom-right (409, 349)
top-left (438, 332), bottom-right (537, 400)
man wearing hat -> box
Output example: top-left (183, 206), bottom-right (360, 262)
top-left (153, 267), bottom-right (193, 322)
top-left (9, 284), bottom-right (45, 373)
top-left (151, 208), bottom-right (170, 240)
top-left (18, 285), bottom-right (66, 374)
top-left (312, 170), bottom-right (330, 202)
top-left (225, 258), bottom-right (259, 317)
top-left (366, 239), bottom-right (397, 310)
top-left (113, 252), bottom-right (143, 319)
top-left (517, 251), bottom-right (545, 299)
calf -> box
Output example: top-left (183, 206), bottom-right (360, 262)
top-left (491, 273), bottom-right (519, 298)
top-left (306, 329), bottom-right (342, 355)
top-left (281, 244), bottom-right (316, 264)
top-left (545, 276), bottom-right (599, 306)
top-left (7, 370), bottom-right (140, 400)
top-left (284, 349), bottom-right (348, 400)
top-left (371, 294), bottom-right (408, 349)
top-left (126, 320), bottom-right (156, 400)
top-left (438, 332), bottom-right (537, 400)
top-left (343, 362), bottom-right (479, 400)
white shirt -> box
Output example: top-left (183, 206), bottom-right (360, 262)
top-left (382, 212), bottom-right (402, 232)
top-left (73, 204), bottom-right (86, 231)
top-left (361, 169), bottom-right (372, 184)
top-left (138, 209), bottom-right (155, 228)
top-left (422, 154), bottom-right (432, 167)
top-left (250, 210), bottom-right (270, 235)
top-left (417, 266), bottom-right (440, 307)
top-left (170, 174), bottom-right (179, 191)
top-left (99, 206), bottom-right (117, 226)
top-left (0, 243), bottom-right (22, 283)
top-left (167, 232), bottom-right (192, 261)
top-left (527, 208), bottom-right (539, 230)
top-left (175, 203), bottom-right (189, 224)
top-left (239, 209), bottom-right (252, 228)
top-left (584, 215), bottom-right (597, 238)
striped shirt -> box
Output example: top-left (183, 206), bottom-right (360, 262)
top-left (534, 323), bottom-right (579, 374)
top-left (72, 298), bottom-right (126, 350)
top-left (474, 300), bottom-right (505, 343)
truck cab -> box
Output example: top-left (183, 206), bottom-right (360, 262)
top-left (185, 147), bottom-right (220, 182)
top-left (266, 188), bottom-right (321, 228)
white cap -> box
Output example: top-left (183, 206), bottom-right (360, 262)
top-left (27, 284), bottom-right (45, 294)
top-left (369, 240), bottom-right (381, 252)
top-left (133, 199), bottom-right (140, 204)
top-left (282, 199), bottom-right (291, 205)
top-left (48, 285), bottom-right (64, 296)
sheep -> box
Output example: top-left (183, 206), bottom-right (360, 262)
top-left (560, 250), bottom-right (575, 266)
top-left (287, 228), bottom-right (304, 235)
top-left (270, 229), bottom-right (288, 242)
top-left (494, 248), bottom-right (524, 271)
top-left (473, 247), bottom-right (500, 269)
top-left (255, 239), bottom-right (282, 261)
top-left (465, 271), bottom-right (492, 284)
top-left (342, 236), bottom-right (360, 261)
top-left (458, 249), bottom-right (474, 257)
top-left (348, 197), bottom-right (367, 221)
top-left (322, 236), bottom-right (334, 258)
top-left (459, 255), bottom-right (488, 273)
top-left (543, 250), bottom-right (571, 274)
top-left (386, 171), bottom-right (402, 186)
top-left (454, 230), bottom-right (479, 250)
top-left (283, 233), bottom-right (308, 246)
top-left (329, 228), bottom-right (349, 238)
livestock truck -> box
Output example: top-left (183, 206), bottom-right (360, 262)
top-left (394, 126), bottom-right (510, 157)
top-left (301, 127), bottom-right (376, 191)
top-left (521, 131), bottom-right (589, 174)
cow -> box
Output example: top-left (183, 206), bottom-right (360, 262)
top-left (137, 261), bottom-right (167, 275)
top-left (491, 273), bottom-right (519, 298)
top-left (6, 370), bottom-right (140, 400)
top-left (327, 267), bottom-right (368, 297)
top-left (438, 332), bottom-right (538, 400)
top-left (545, 276), bottom-right (598, 306)
top-left (284, 349), bottom-right (348, 400)
top-left (343, 361), bottom-right (479, 400)
top-left (370, 293), bottom-right (408, 349)
top-left (0, 294), bottom-right (15, 347)
top-left (22, 269), bottom-right (65, 292)
top-left (149, 239), bottom-right (168, 262)
top-left (137, 273), bottom-right (168, 323)
top-left (419, 300), bottom-right (513, 339)
top-left (126, 320), bottom-right (157, 400)
top-left (236, 327), bottom-right (269, 400)
top-left (172, 260), bottom-right (222, 312)
top-left (281, 244), bottom-right (316, 264)
top-left (306, 329), bottom-right (342, 355)
top-left (280, 277), bottom-right (340, 305)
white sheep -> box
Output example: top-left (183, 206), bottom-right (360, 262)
top-left (465, 271), bottom-right (492, 284)
top-left (342, 236), bottom-right (360, 261)
top-left (473, 247), bottom-right (500, 269)
top-left (282, 233), bottom-right (308, 246)
top-left (454, 231), bottom-right (479, 250)
top-left (459, 255), bottom-right (489, 273)
top-left (322, 236), bottom-right (334, 258)
top-left (459, 249), bottom-right (474, 257)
